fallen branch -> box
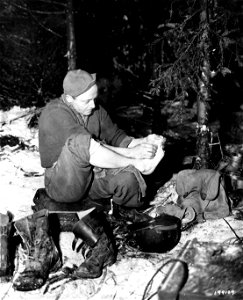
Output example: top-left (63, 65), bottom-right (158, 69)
top-left (0, 107), bottom-right (43, 126)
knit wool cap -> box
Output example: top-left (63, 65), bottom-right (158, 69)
top-left (63, 69), bottom-right (96, 97)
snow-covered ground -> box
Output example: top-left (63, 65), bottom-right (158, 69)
top-left (0, 106), bottom-right (43, 219)
top-left (1, 106), bottom-right (243, 300)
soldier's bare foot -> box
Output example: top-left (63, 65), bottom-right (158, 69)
top-left (135, 146), bottom-right (165, 175)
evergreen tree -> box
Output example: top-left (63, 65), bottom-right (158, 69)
top-left (149, 0), bottom-right (243, 168)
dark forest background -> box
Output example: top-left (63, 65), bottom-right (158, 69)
top-left (0, 0), bottom-right (243, 147)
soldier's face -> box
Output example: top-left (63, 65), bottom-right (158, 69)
top-left (72, 84), bottom-right (98, 116)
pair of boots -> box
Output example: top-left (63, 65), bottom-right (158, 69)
top-left (11, 207), bottom-right (116, 291)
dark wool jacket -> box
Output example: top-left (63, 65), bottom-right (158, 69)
top-left (38, 98), bottom-right (133, 168)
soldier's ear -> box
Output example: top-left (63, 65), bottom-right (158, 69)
top-left (91, 73), bottom-right (96, 80)
top-left (65, 95), bottom-right (74, 103)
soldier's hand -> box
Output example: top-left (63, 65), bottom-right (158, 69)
top-left (143, 134), bottom-right (166, 148)
top-left (134, 146), bottom-right (165, 175)
top-left (131, 143), bottom-right (158, 159)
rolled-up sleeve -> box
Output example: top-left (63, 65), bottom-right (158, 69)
top-left (119, 136), bottom-right (134, 147)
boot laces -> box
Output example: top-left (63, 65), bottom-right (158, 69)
top-left (15, 243), bottom-right (35, 274)
top-left (81, 244), bottom-right (92, 260)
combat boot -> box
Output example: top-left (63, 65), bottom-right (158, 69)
top-left (13, 209), bottom-right (62, 291)
top-left (71, 208), bottom-right (116, 279)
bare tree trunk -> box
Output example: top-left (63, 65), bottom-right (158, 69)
top-left (151, 41), bottom-right (163, 135)
top-left (66, 0), bottom-right (76, 70)
top-left (194, 0), bottom-right (212, 169)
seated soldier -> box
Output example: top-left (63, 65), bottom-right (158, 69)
top-left (37, 69), bottom-right (165, 278)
